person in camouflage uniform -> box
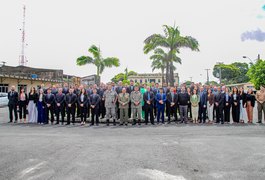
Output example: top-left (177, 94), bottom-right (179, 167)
top-left (118, 88), bottom-right (130, 126)
top-left (103, 84), bottom-right (117, 126)
top-left (130, 86), bottom-right (143, 125)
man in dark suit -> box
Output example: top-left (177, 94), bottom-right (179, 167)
top-left (153, 83), bottom-right (160, 118)
top-left (55, 88), bottom-right (65, 125)
top-left (127, 80), bottom-right (134, 118)
top-left (214, 86), bottom-right (225, 124)
top-left (98, 85), bottom-right (106, 119)
top-left (198, 86), bottom-right (207, 123)
top-left (166, 87), bottom-right (178, 123)
top-left (143, 86), bottom-right (155, 125)
top-left (65, 88), bottom-right (77, 125)
top-left (115, 81), bottom-right (123, 120)
top-left (44, 88), bottom-right (55, 124)
top-left (8, 86), bottom-right (18, 123)
top-left (90, 88), bottom-right (100, 126)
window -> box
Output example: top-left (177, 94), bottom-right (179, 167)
top-left (135, 79), bottom-right (137, 83)
top-left (0, 84), bottom-right (8, 93)
top-left (18, 84), bottom-right (27, 93)
top-left (145, 79), bottom-right (148, 83)
top-left (158, 79), bottom-right (161, 83)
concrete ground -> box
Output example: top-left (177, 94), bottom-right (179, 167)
top-left (1, 107), bottom-right (265, 180)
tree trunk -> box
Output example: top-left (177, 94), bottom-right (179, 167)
top-left (169, 61), bottom-right (174, 86)
top-left (165, 62), bottom-right (169, 85)
top-left (161, 68), bottom-right (165, 84)
top-left (96, 66), bottom-right (100, 85)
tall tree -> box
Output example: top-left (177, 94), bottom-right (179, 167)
top-left (247, 59), bottom-right (265, 89)
top-left (150, 48), bottom-right (178, 84)
top-left (144, 25), bottom-right (199, 86)
top-left (76, 45), bottom-right (120, 80)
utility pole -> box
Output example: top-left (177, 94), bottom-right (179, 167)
top-left (205, 69), bottom-right (210, 85)
top-left (19, 5), bottom-right (27, 66)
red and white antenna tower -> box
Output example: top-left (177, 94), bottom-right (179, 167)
top-left (19, 5), bottom-right (27, 66)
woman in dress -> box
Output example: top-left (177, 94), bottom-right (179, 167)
top-left (18, 87), bottom-right (28, 123)
top-left (37, 89), bottom-right (46, 124)
top-left (190, 89), bottom-right (200, 124)
top-left (28, 87), bottom-right (38, 123)
top-left (231, 87), bottom-right (240, 124)
top-left (207, 88), bottom-right (214, 124)
top-left (245, 88), bottom-right (256, 124)
top-left (239, 87), bottom-right (247, 123)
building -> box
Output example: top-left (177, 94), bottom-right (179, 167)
top-left (0, 65), bottom-right (63, 93)
top-left (81, 75), bottom-right (100, 86)
top-left (128, 73), bottom-right (179, 85)
top-left (226, 82), bottom-right (256, 92)
top-left (63, 74), bottom-right (81, 87)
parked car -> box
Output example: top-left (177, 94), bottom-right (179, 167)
top-left (0, 93), bottom-right (8, 107)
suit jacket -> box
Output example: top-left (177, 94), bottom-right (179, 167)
top-left (77, 94), bottom-right (89, 107)
top-left (143, 91), bottom-right (155, 107)
top-left (199, 91), bottom-right (207, 107)
top-left (214, 92), bottom-right (225, 108)
top-left (44, 93), bottom-right (55, 106)
top-left (166, 92), bottom-right (178, 106)
top-left (90, 94), bottom-right (100, 109)
top-left (231, 93), bottom-right (240, 108)
top-left (18, 93), bottom-right (28, 105)
top-left (156, 93), bottom-right (167, 108)
top-left (55, 93), bottom-right (65, 107)
top-left (8, 91), bottom-right (18, 106)
top-left (65, 93), bottom-right (77, 107)
top-left (126, 85), bottom-right (135, 94)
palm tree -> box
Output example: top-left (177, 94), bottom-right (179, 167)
top-left (150, 48), bottom-right (179, 84)
top-left (144, 25), bottom-right (199, 86)
top-left (76, 45), bottom-right (120, 79)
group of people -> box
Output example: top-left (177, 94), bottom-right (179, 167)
top-left (7, 80), bottom-right (265, 126)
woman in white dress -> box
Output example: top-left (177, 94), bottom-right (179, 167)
top-left (239, 87), bottom-right (247, 123)
top-left (28, 87), bottom-right (38, 123)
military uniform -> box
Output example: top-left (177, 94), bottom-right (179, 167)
top-left (130, 90), bottom-right (143, 125)
top-left (118, 92), bottom-right (130, 125)
top-left (103, 90), bottom-right (117, 125)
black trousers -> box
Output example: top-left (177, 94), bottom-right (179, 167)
top-left (168, 105), bottom-right (178, 122)
top-left (80, 106), bottom-right (87, 122)
top-left (232, 105), bottom-right (240, 123)
top-left (8, 104), bottom-right (18, 122)
top-left (99, 100), bottom-right (106, 118)
top-left (199, 105), bottom-right (207, 123)
top-left (67, 106), bottom-right (76, 124)
top-left (129, 102), bottom-right (132, 118)
top-left (145, 105), bottom-right (154, 124)
top-left (224, 105), bottom-right (231, 123)
top-left (56, 105), bottom-right (65, 123)
top-left (153, 102), bottom-right (157, 117)
top-left (91, 107), bottom-right (99, 125)
top-left (216, 106), bottom-right (224, 123)
top-left (19, 101), bottom-right (27, 119)
top-left (46, 106), bottom-right (54, 123)
top-left (188, 103), bottom-right (192, 118)
top-left (116, 103), bottom-right (120, 120)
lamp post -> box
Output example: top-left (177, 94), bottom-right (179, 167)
top-left (243, 54), bottom-right (261, 64)
top-left (217, 62), bottom-right (223, 84)
top-left (205, 69), bottom-right (210, 85)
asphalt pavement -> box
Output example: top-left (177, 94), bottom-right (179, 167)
top-left (0, 107), bottom-right (265, 180)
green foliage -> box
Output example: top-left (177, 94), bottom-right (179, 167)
top-left (143, 24), bottom-right (199, 86)
top-left (213, 62), bottom-right (250, 84)
top-left (111, 70), bottom-right (137, 83)
top-left (77, 44), bottom-right (120, 77)
top-left (247, 59), bottom-right (265, 90)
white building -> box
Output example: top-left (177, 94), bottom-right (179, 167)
top-left (128, 73), bottom-right (179, 85)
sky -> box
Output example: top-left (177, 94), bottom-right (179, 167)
top-left (0, 0), bottom-right (265, 84)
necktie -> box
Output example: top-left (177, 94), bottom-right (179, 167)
top-left (148, 92), bottom-right (150, 100)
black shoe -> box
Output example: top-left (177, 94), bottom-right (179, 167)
top-left (65, 123), bottom-right (70, 125)
top-left (14, 121), bottom-right (17, 123)
top-left (8, 121), bottom-right (12, 123)
top-left (96, 123), bottom-right (99, 126)
top-left (125, 124), bottom-right (128, 126)
top-left (72, 123), bottom-right (75, 125)
top-left (90, 124), bottom-right (94, 126)
top-left (257, 121), bottom-right (262, 124)
top-left (119, 124), bottom-right (124, 126)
